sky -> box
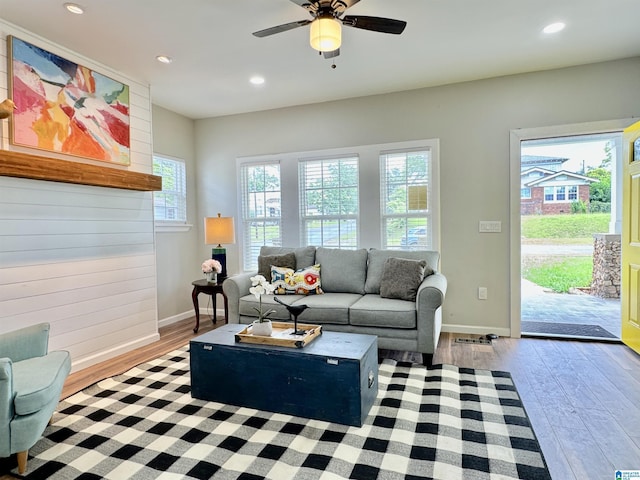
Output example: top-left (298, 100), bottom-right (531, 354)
top-left (522, 138), bottom-right (614, 173)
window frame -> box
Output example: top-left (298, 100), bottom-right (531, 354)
top-left (544, 185), bottom-right (575, 203)
top-left (239, 161), bottom-right (282, 271)
top-left (380, 147), bottom-right (434, 250)
top-left (152, 154), bottom-right (191, 232)
top-left (236, 139), bottom-right (440, 273)
top-left (298, 155), bottom-right (359, 249)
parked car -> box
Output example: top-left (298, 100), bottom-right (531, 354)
top-left (401, 226), bottom-right (427, 246)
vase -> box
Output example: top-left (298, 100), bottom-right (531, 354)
top-left (204, 271), bottom-right (217, 283)
top-left (251, 319), bottom-right (272, 336)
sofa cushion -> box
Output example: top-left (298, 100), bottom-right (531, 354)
top-left (379, 257), bottom-right (430, 302)
top-left (315, 247), bottom-right (368, 294)
top-left (239, 293), bottom-right (303, 321)
top-left (258, 252), bottom-right (296, 281)
top-left (260, 246), bottom-right (316, 269)
top-left (365, 249), bottom-right (439, 294)
top-left (349, 295), bottom-right (417, 329)
top-left (271, 264), bottom-right (323, 295)
top-left (289, 293), bottom-right (362, 325)
top-left (12, 351), bottom-right (71, 415)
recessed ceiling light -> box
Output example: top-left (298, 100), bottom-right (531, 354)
top-left (156, 55), bottom-right (173, 64)
top-left (543, 22), bottom-right (566, 34)
top-left (250, 76), bottom-right (265, 86)
top-left (64, 3), bottom-right (84, 14)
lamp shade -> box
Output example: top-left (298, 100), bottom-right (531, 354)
top-left (310, 15), bottom-right (341, 52)
top-left (204, 214), bottom-right (235, 246)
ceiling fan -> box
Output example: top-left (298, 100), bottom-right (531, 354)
top-left (252, 0), bottom-right (407, 59)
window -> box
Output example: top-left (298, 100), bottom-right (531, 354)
top-left (544, 185), bottom-right (572, 202)
top-left (380, 149), bottom-right (431, 249)
top-left (544, 187), bottom-right (554, 201)
top-left (153, 155), bottom-right (187, 223)
top-left (299, 156), bottom-right (359, 248)
top-left (240, 162), bottom-right (281, 270)
top-left (521, 187), bottom-right (531, 199)
top-left (237, 139), bottom-right (439, 272)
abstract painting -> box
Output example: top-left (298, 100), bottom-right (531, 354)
top-left (8, 36), bottom-right (130, 165)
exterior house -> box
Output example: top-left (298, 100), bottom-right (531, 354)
top-left (521, 155), bottom-right (566, 172)
top-left (521, 165), bottom-right (597, 214)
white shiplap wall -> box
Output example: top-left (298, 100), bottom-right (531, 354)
top-left (0, 20), bottom-right (159, 371)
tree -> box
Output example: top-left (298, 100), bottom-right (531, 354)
top-left (585, 142), bottom-right (612, 209)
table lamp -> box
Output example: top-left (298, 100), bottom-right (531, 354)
top-left (204, 213), bottom-right (235, 279)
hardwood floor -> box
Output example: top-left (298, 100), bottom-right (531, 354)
top-left (434, 333), bottom-right (640, 479)
top-left (2, 318), bottom-right (640, 479)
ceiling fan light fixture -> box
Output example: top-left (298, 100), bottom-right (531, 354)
top-left (310, 15), bottom-right (341, 52)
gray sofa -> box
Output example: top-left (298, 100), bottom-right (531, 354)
top-left (223, 246), bottom-right (447, 365)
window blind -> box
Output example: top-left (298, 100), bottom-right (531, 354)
top-left (240, 162), bottom-right (282, 270)
top-left (153, 155), bottom-right (187, 222)
top-left (380, 148), bottom-right (432, 250)
top-left (299, 156), bottom-right (359, 248)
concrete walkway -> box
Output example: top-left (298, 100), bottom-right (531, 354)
top-left (521, 279), bottom-right (621, 338)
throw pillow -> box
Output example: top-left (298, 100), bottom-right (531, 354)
top-left (271, 264), bottom-right (323, 295)
top-left (379, 257), bottom-right (432, 301)
top-left (257, 252), bottom-right (297, 281)
top-left (315, 247), bottom-right (368, 294)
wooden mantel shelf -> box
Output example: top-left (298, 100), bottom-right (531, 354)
top-left (0, 149), bottom-right (162, 191)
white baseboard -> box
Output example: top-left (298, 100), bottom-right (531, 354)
top-left (70, 333), bottom-right (160, 373)
top-left (441, 324), bottom-right (511, 338)
top-left (158, 310), bottom-right (195, 328)
top-left (158, 308), bottom-right (224, 328)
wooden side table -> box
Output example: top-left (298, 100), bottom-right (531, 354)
top-left (191, 279), bottom-right (228, 333)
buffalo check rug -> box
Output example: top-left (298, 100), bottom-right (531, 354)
top-left (11, 347), bottom-right (551, 480)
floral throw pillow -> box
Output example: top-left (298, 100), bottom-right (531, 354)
top-left (271, 264), bottom-right (323, 295)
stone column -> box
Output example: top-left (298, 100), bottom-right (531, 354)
top-left (591, 233), bottom-right (621, 298)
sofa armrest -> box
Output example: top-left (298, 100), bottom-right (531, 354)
top-left (0, 323), bottom-right (50, 363)
top-left (415, 273), bottom-right (447, 356)
top-left (0, 358), bottom-right (14, 456)
top-left (416, 272), bottom-right (447, 310)
top-left (223, 273), bottom-right (256, 324)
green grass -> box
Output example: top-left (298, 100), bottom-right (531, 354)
top-left (521, 213), bottom-right (609, 292)
top-left (522, 257), bottom-right (593, 293)
top-left (521, 213), bottom-right (610, 240)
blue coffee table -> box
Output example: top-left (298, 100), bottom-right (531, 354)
top-left (190, 324), bottom-right (378, 426)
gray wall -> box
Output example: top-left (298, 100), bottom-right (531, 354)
top-left (154, 57), bottom-right (640, 334)
top-left (152, 105), bottom-right (199, 323)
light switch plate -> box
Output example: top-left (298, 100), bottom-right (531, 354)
top-left (479, 221), bottom-right (502, 233)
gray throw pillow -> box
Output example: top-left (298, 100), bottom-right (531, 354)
top-left (379, 257), bottom-right (433, 301)
top-left (257, 252), bottom-right (296, 281)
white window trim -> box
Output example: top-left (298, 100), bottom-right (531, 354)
top-left (236, 139), bottom-right (440, 273)
top-left (544, 185), bottom-right (573, 203)
top-left (380, 147), bottom-right (435, 250)
top-left (238, 160), bottom-right (282, 271)
top-left (155, 222), bottom-right (193, 233)
top-left (299, 155), bottom-right (360, 248)
top-left (153, 154), bottom-right (192, 232)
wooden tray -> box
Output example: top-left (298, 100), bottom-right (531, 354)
top-left (235, 321), bottom-right (322, 348)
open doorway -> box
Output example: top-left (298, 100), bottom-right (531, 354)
top-left (519, 133), bottom-right (621, 340)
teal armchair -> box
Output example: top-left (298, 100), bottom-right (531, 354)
top-left (0, 323), bottom-right (71, 474)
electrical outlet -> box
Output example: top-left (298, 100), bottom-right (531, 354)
top-left (478, 287), bottom-right (488, 300)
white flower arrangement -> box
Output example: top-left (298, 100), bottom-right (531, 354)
top-left (249, 274), bottom-right (276, 323)
top-left (202, 259), bottom-right (222, 273)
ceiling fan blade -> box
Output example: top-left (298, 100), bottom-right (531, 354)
top-left (252, 20), bottom-right (311, 38)
top-left (323, 48), bottom-right (340, 59)
top-left (342, 15), bottom-right (407, 34)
